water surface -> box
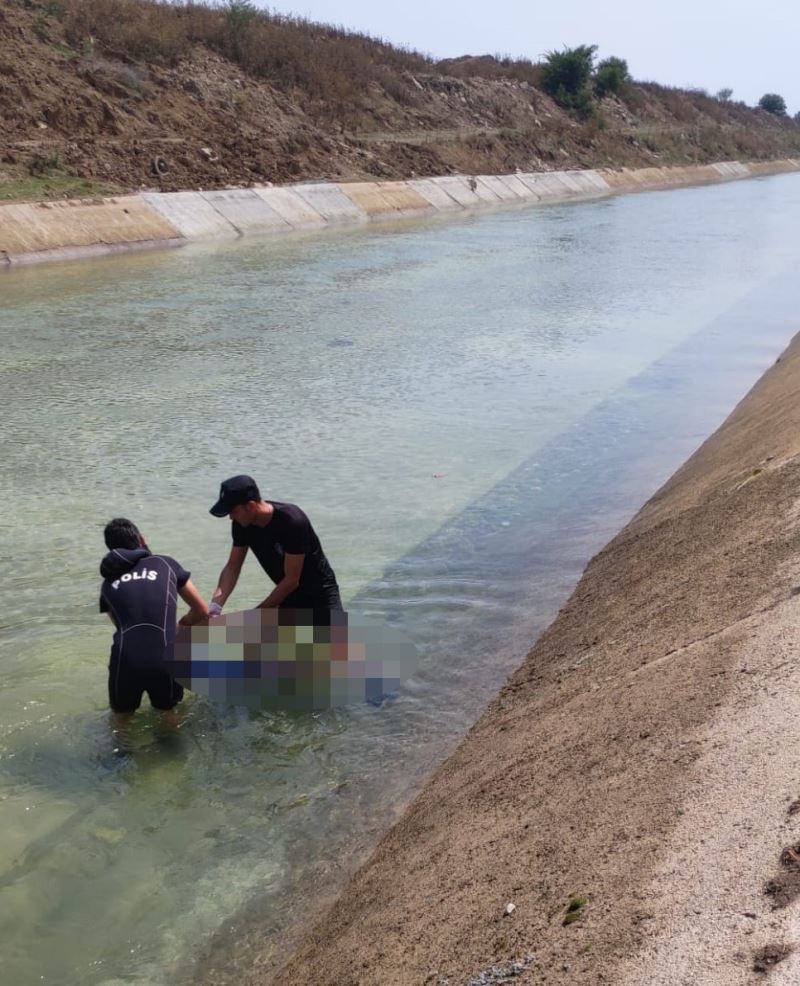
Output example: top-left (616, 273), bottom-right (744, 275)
top-left (1, 174), bottom-right (799, 984)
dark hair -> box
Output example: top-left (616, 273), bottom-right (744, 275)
top-left (104, 517), bottom-right (142, 550)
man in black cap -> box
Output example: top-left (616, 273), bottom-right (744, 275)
top-left (208, 475), bottom-right (342, 615)
top-left (100, 518), bottom-right (209, 721)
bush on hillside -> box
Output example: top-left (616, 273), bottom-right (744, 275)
top-left (594, 56), bottom-right (629, 97)
top-left (541, 44), bottom-right (597, 116)
top-left (223, 0), bottom-right (257, 59)
top-left (225, 0), bottom-right (257, 32)
top-left (759, 93), bottom-right (787, 116)
top-left (716, 87), bottom-right (733, 102)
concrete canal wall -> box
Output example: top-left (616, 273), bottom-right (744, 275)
top-left (1, 159), bottom-right (798, 267)
top-left (0, 195), bottom-right (183, 265)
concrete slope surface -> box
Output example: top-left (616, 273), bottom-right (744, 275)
top-left (270, 336), bottom-right (800, 985)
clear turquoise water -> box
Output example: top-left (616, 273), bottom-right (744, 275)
top-left (1, 174), bottom-right (799, 984)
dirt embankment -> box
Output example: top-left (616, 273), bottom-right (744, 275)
top-left (2, 0), bottom-right (800, 201)
top-left (262, 335), bottom-right (800, 986)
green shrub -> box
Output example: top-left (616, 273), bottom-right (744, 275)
top-left (759, 93), bottom-right (787, 116)
top-left (224, 0), bottom-right (257, 31)
top-left (556, 85), bottom-right (595, 118)
top-left (594, 56), bottom-right (629, 97)
top-left (541, 44), bottom-right (597, 111)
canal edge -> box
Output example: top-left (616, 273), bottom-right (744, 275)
top-left (1, 158), bottom-right (799, 268)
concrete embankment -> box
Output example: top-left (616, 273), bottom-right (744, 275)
top-left (264, 334), bottom-right (800, 986)
top-left (0, 195), bottom-right (183, 265)
top-left (1, 159), bottom-right (798, 267)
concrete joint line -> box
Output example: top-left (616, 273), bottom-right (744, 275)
top-left (627, 596), bottom-right (789, 677)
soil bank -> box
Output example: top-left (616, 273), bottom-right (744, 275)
top-left (4, 1), bottom-right (800, 201)
top-left (263, 331), bottom-right (800, 985)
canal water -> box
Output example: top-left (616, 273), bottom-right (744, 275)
top-left (1, 173), bottom-right (799, 985)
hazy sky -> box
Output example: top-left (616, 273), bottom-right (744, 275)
top-left (261, 0), bottom-right (798, 114)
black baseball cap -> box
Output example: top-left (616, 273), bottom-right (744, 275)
top-left (209, 475), bottom-right (261, 517)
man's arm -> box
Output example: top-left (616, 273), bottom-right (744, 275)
top-left (257, 553), bottom-right (304, 609)
top-left (211, 545), bottom-right (248, 612)
top-left (177, 579), bottom-right (209, 626)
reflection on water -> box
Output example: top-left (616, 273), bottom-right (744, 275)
top-left (1, 174), bottom-right (799, 984)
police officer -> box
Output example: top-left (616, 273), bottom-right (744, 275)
top-left (100, 517), bottom-right (208, 721)
top-left (208, 475), bottom-right (342, 615)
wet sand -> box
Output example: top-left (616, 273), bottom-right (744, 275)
top-left (265, 331), bottom-right (800, 984)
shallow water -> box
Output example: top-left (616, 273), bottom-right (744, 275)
top-left (1, 174), bottom-right (800, 984)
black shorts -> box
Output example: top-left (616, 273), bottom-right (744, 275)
top-left (108, 656), bottom-right (184, 713)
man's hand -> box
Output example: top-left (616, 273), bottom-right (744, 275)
top-left (208, 601), bottom-right (223, 618)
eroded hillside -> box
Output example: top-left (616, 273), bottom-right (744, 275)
top-left (1, 0), bottom-right (799, 200)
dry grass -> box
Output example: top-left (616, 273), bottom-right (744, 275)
top-left (49, 0), bottom-right (553, 122)
top-left (54, 0), bottom-right (436, 121)
top-left (438, 54), bottom-right (543, 88)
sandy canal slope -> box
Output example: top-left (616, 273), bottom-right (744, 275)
top-left (254, 331), bottom-right (800, 985)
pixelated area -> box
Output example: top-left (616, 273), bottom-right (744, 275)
top-left (169, 609), bottom-right (417, 711)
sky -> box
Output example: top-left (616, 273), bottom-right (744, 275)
top-left (259, 0), bottom-right (798, 114)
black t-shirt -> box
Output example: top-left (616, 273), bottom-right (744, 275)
top-left (232, 501), bottom-right (338, 600)
top-left (99, 551), bottom-right (189, 666)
